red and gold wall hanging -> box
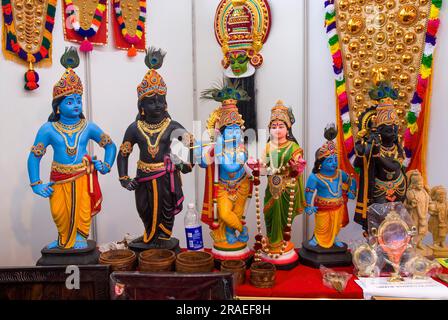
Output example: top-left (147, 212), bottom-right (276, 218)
top-left (214, 0), bottom-right (271, 132)
top-left (62, 0), bottom-right (108, 52)
top-left (111, 0), bottom-right (146, 57)
top-left (2, 0), bottom-right (57, 90)
top-left (324, 0), bottom-right (443, 181)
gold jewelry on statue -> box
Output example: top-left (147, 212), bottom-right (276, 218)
top-left (52, 119), bottom-right (87, 156)
top-left (137, 118), bottom-right (171, 159)
top-left (380, 144), bottom-right (399, 159)
top-left (141, 109), bottom-right (145, 116)
top-left (316, 170), bottom-right (343, 197)
top-left (119, 176), bottom-right (130, 181)
top-left (30, 143), bottom-right (46, 158)
top-left (120, 141), bottom-right (133, 157)
top-left (56, 108), bottom-right (60, 114)
top-left (103, 162), bottom-right (111, 170)
top-left (30, 180), bottom-right (43, 187)
top-left (51, 161), bottom-right (87, 174)
top-left (137, 160), bottom-right (165, 173)
top-left (99, 133), bottom-right (113, 147)
top-left (253, 159), bottom-right (297, 261)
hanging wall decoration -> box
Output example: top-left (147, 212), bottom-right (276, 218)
top-left (324, 0), bottom-right (443, 181)
top-left (111, 0), bottom-right (146, 57)
top-left (2, 0), bottom-right (57, 90)
top-left (214, 0), bottom-right (271, 131)
top-left (63, 0), bottom-right (108, 52)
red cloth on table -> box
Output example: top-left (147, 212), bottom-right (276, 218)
top-left (236, 264), bottom-right (363, 299)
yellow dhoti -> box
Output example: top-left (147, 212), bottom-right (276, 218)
top-left (212, 175), bottom-right (251, 244)
top-left (49, 160), bottom-right (101, 249)
top-left (313, 197), bottom-right (345, 249)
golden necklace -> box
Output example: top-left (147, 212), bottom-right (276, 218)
top-left (139, 118), bottom-right (171, 134)
top-left (266, 141), bottom-right (293, 175)
top-left (316, 170), bottom-right (342, 198)
top-left (137, 118), bottom-right (171, 158)
top-left (253, 172), bottom-right (297, 261)
top-left (52, 119), bottom-right (87, 156)
top-left (380, 144), bottom-right (398, 159)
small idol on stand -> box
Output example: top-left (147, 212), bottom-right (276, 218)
top-left (354, 78), bottom-right (407, 233)
top-left (429, 186), bottom-right (448, 258)
top-left (299, 124), bottom-right (357, 268)
top-left (27, 47), bottom-right (117, 265)
top-left (117, 48), bottom-right (195, 254)
top-left (195, 81), bottom-right (253, 266)
top-left (246, 100), bottom-right (306, 270)
top-left (404, 170), bottom-right (431, 256)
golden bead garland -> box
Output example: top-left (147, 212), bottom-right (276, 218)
top-left (253, 160), bottom-right (297, 262)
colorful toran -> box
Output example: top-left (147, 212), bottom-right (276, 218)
top-left (1, 0), bottom-right (57, 90)
top-left (324, 0), bottom-right (443, 181)
top-left (63, 0), bottom-right (108, 52)
top-left (214, 0), bottom-right (271, 77)
top-left (112, 0), bottom-right (146, 57)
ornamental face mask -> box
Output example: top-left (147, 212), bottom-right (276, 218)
top-left (230, 53), bottom-right (249, 76)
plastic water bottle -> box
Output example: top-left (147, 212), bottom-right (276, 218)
top-left (184, 203), bottom-right (204, 251)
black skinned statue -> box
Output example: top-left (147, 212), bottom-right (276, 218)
top-left (354, 81), bottom-right (408, 232)
top-left (117, 48), bottom-right (194, 253)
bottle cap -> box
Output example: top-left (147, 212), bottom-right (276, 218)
top-left (188, 203), bottom-right (195, 209)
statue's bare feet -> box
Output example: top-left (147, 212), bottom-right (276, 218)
top-left (334, 237), bottom-right (344, 248)
top-left (47, 240), bottom-right (59, 249)
top-left (74, 233), bottom-right (88, 249)
top-left (237, 226), bottom-right (249, 243)
top-left (308, 236), bottom-right (318, 247)
top-left (225, 226), bottom-right (238, 244)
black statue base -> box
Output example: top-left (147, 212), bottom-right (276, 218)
top-left (36, 240), bottom-right (100, 266)
top-left (298, 241), bottom-right (352, 269)
top-left (128, 237), bottom-right (181, 255)
top-left (213, 252), bottom-right (254, 270)
top-left (269, 257), bottom-right (300, 271)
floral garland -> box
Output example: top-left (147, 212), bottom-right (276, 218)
top-left (113, 0), bottom-right (146, 57)
top-left (403, 0), bottom-right (443, 170)
top-left (324, 0), bottom-right (443, 177)
top-left (2, 0), bottom-right (57, 90)
top-left (65, 0), bottom-right (107, 52)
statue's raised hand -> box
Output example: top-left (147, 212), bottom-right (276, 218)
top-left (32, 182), bottom-right (55, 198)
top-left (305, 206), bottom-right (317, 216)
top-left (120, 178), bottom-right (139, 191)
top-left (92, 159), bottom-right (110, 175)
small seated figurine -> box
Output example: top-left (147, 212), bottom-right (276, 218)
top-left (404, 170), bottom-right (431, 255)
top-left (299, 124), bottom-right (356, 268)
top-left (247, 100), bottom-right (306, 269)
top-left (429, 186), bottom-right (448, 258)
top-left (117, 48), bottom-right (194, 252)
top-left (196, 81), bottom-right (253, 262)
top-left (27, 47), bottom-right (117, 260)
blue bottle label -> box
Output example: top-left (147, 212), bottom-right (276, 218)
top-left (185, 226), bottom-right (204, 251)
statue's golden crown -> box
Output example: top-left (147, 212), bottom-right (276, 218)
top-left (53, 68), bottom-right (83, 99)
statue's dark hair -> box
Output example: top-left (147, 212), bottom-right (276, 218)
top-left (48, 96), bottom-right (85, 122)
top-left (312, 150), bottom-right (325, 174)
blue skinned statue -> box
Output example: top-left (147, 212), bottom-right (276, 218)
top-left (197, 82), bottom-right (253, 261)
top-left (27, 48), bottom-right (117, 250)
top-left (304, 124), bottom-right (356, 249)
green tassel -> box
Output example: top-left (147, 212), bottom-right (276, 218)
top-left (422, 55), bottom-right (433, 68)
top-left (433, 0), bottom-right (442, 9)
top-left (407, 112), bottom-right (417, 124)
top-left (329, 35), bottom-right (339, 46)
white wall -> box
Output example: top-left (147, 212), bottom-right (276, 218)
top-left (0, 0), bottom-right (447, 266)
